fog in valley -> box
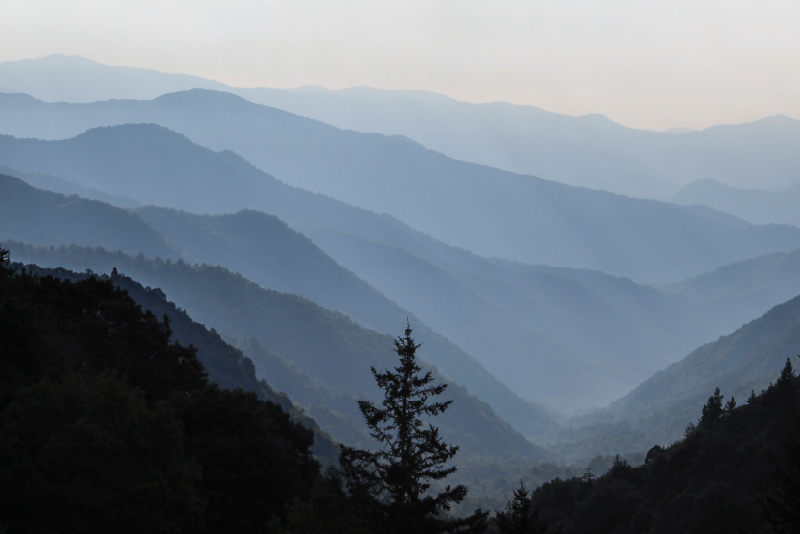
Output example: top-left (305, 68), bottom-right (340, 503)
top-left (2, 2), bottom-right (800, 532)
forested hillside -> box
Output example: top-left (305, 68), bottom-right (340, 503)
top-left (516, 362), bottom-right (800, 534)
top-left (6, 240), bottom-right (548, 457)
top-left (666, 246), bottom-right (800, 329)
top-left (0, 173), bottom-right (558, 434)
top-left (0, 247), bottom-right (324, 533)
top-left (572, 292), bottom-right (800, 451)
top-left (0, 173), bottom-right (179, 259)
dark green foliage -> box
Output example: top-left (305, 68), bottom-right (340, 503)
top-left (699, 387), bottom-right (724, 429)
top-left (339, 325), bottom-right (488, 534)
top-left (0, 262), bottom-right (207, 406)
top-left (494, 482), bottom-right (548, 534)
top-left (517, 364), bottom-right (800, 534)
top-left (0, 247), bottom-right (321, 533)
top-left (777, 357), bottom-right (796, 387)
top-left (178, 385), bottom-right (319, 533)
top-left (760, 358), bottom-right (800, 533)
top-left (0, 370), bottom-right (203, 533)
top-left (278, 468), bottom-right (373, 534)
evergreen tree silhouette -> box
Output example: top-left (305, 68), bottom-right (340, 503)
top-left (339, 323), bottom-right (487, 534)
top-left (495, 481), bottom-right (548, 534)
top-left (699, 387), bottom-right (724, 429)
top-left (777, 358), bottom-right (796, 388)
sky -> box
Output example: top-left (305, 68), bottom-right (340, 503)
top-left (2, 0), bottom-right (799, 131)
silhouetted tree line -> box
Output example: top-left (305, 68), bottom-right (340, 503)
top-left (0, 246), bottom-right (320, 533)
top-left (483, 359), bottom-right (800, 534)
top-left (3, 242), bottom-right (800, 534)
top-left (0, 247), bottom-right (485, 533)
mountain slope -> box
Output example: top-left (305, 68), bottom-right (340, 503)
top-left (671, 178), bottom-right (800, 228)
top-left (0, 173), bottom-right (179, 260)
top-left (603, 294), bottom-right (800, 445)
top-left (5, 240), bottom-right (547, 458)
top-left (2, 94), bottom-right (800, 282)
top-left (665, 247), bottom-right (800, 330)
top-left (132, 206), bottom-right (560, 430)
top-left (10, 259), bottom-right (339, 461)
top-left (0, 173), bottom-right (558, 437)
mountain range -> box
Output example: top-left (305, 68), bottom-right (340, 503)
top-left (671, 178), bottom-right (800, 228)
top-left (3, 95), bottom-right (800, 285)
top-left (2, 119), bottom-right (796, 409)
top-left (2, 54), bottom-right (800, 199)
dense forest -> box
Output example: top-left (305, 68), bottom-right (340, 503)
top-left (0, 245), bottom-right (321, 532)
top-left (2, 242), bottom-right (799, 533)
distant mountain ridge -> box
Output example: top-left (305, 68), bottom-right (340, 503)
top-left (1, 123), bottom-right (792, 410)
top-left (2, 101), bottom-right (800, 284)
top-left (671, 178), bottom-right (800, 228)
top-left (2, 54), bottom-right (800, 198)
top-left (0, 171), bottom-right (562, 437)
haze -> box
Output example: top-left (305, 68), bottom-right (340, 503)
top-left (2, 0), bottom-right (800, 131)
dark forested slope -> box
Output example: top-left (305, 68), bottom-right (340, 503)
top-left (0, 247), bottom-right (324, 533)
top-left (6, 241), bottom-right (547, 458)
top-left (522, 364), bottom-right (800, 534)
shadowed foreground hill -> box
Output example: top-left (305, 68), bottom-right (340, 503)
top-left (3, 94), bottom-right (800, 282)
top-left (527, 365), bottom-right (800, 534)
top-left (0, 252), bottom-right (327, 533)
top-left (6, 241), bottom-right (547, 459)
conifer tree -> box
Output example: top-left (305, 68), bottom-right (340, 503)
top-left (699, 387), bottom-right (724, 429)
top-left (495, 482), bottom-right (548, 534)
top-left (724, 396), bottom-right (737, 415)
top-left (777, 358), bottom-right (796, 387)
top-left (339, 324), bottom-right (487, 534)
top-left (0, 244), bottom-right (10, 278)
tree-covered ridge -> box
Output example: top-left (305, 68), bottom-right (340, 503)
top-left (0, 173), bottom-right (180, 259)
top-left (493, 360), bottom-right (800, 534)
top-left (5, 240), bottom-right (545, 459)
top-left (0, 246), bottom-right (321, 533)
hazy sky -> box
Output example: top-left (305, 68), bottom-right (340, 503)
top-left (2, 0), bottom-right (799, 130)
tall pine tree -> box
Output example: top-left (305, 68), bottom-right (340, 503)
top-left (339, 324), bottom-right (487, 534)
